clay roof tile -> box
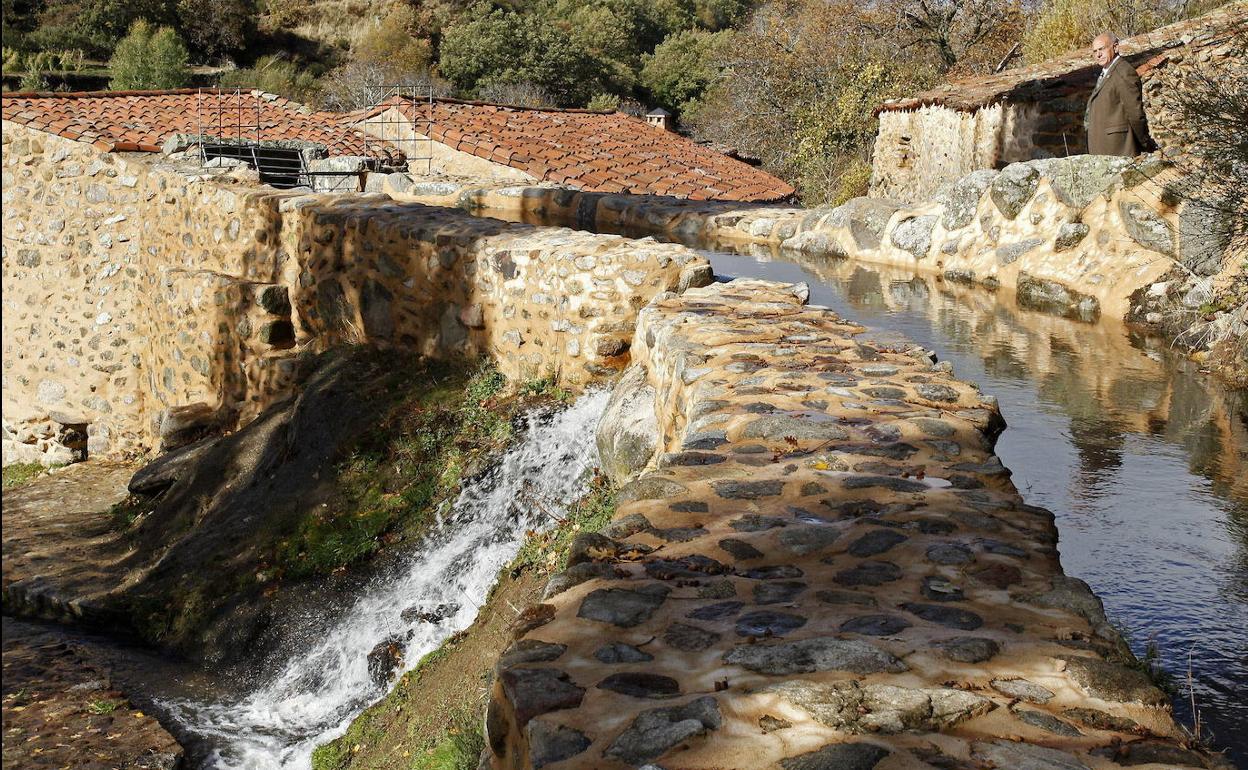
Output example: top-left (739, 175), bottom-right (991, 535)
top-left (1, 88), bottom-right (381, 159)
top-left (361, 97), bottom-right (793, 202)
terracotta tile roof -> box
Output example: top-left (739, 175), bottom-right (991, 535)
top-left (349, 97), bottom-right (795, 202)
top-left (878, 3), bottom-right (1247, 114)
top-left (1, 88), bottom-right (379, 156)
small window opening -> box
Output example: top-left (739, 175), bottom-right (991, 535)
top-left (202, 144), bottom-right (306, 189)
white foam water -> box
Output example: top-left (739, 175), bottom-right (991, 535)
top-left (160, 389), bottom-right (611, 769)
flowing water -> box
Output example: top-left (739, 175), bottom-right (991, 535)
top-left (156, 389), bottom-right (611, 769)
top-left (701, 245), bottom-right (1248, 765)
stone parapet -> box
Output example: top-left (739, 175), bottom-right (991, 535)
top-left (483, 279), bottom-right (1216, 770)
top-left (369, 172), bottom-right (802, 246)
top-left (2, 122), bottom-right (709, 461)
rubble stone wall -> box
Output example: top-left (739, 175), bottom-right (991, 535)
top-left (2, 121), bottom-right (709, 464)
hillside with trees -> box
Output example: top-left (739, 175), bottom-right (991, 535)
top-left (1, 0), bottom-right (1229, 202)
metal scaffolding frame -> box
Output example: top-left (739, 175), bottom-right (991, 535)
top-left (195, 87), bottom-right (306, 187)
top-left (360, 84), bottom-right (435, 176)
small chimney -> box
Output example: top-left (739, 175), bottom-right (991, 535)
top-left (646, 108), bottom-right (674, 132)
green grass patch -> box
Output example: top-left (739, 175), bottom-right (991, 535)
top-left (272, 361), bottom-right (573, 581)
top-left (108, 495), bottom-right (151, 529)
top-left (510, 468), bottom-right (616, 575)
top-left (86, 699), bottom-right (121, 715)
top-left (310, 631), bottom-right (481, 770)
top-left (2, 462), bottom-right (44, 490)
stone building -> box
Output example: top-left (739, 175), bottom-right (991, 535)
top-left (1, 88), bottom-right (713, 466)
top-left (349, 95), bottom-right (795, 201)
top-left (871, 3), bottom-right (1248, 201)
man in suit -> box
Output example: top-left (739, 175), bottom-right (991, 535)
top-left (1085, 33), bottom-right (1152, 155)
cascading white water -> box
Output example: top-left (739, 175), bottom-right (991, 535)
top-left (160, 390), bottom-right (611, 769)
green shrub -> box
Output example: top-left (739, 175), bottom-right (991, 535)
top-left (587, 92), bottom-right (621, 111)
top-left (640, 28), bottom-right (732, 116)
top-left (108, 20), bottom-right (190, 90)
top-left (18, 69), bottom-right (49, 90)
top-left (218, 54), bottom-right (321, 103)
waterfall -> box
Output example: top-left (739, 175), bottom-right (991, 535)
top-left (160, 389), bottom-right (611, 769)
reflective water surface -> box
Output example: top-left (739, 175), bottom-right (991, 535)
top-left (703, 245), bottom-right (1248, 764)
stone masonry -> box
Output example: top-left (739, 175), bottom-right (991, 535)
top-left (2, 122), bottom-right (710, 463)
top-left (379, 154), bottom-right (1206, 324)
top-left (483, 280), bottom-right (1217, 770)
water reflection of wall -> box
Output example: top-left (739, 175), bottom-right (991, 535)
top-left (776, 247), bottom-right (1248, 515)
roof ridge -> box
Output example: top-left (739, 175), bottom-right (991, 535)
top-left (1, 87), bottom-right (297, 102)
top-left (392, 94), bottom-right (618, 115)
top-left (3, 88), bottom-right (205, 99)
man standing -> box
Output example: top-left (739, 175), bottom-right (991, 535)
top-left (1085, 33), bottom-right (1151, 156)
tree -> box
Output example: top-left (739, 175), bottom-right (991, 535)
top-left (353, 6), bottom-right (433, 74)
top-left (686, 0), bottom-right (939, 203)
top-left (870, 0), bottom-right (1024, 76)
top-left (791, 62), bottom-right (908, 202)
top-left (176, 0), bottom-right (255, 61)
top-left (108, 19), bottom-right (190, 89)
top-left (438, 5), bottom-right (612, 106)
top-left (30, 0), bottom-right (176, 58)
top-left (1021, 0), bottom-right (1194, 63)
top-left (640, 28), bottom-right (732, 116)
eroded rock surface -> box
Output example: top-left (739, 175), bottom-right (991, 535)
top-left (484, 280), bottom-right (1211, 770)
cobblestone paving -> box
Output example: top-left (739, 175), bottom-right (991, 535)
top-left (483, 280), bottom-right (1217, 770)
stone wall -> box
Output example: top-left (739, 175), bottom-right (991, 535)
top-left (483, 279), bottom-right (1218, 770)
top-left (368, 172), bottom-right (801, 246)
top-left (871, 9), bottom-right (1247, 201)
top-left (370, 156), bottom-right (1209, 325)
top-left (2, 122), bottom-right (710, 464)
top-left (873, 101), bottom-right (1071, 201)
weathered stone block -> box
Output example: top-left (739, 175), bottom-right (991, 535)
top-left (824, 197), bottom-right (903, 249)
top-left (990, 163), bottom-right (1041, 219)
top-left (889, 215), bottom-right (938, 258)
top-left (596, 365), bottom-right (659, 484)
top-left (1054, 222), bottom-right (1089, 251)
top-left (1119, 200), bottom-right (1176, 256)
top-left (996, 237), bottom-right (1045, 265)
top-left (936, 169), bottom-right (996, 230)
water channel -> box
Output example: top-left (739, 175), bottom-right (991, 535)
top-left (696, 242), bottom-right (1248, 765)
top-left (475, 206), bottom-right (1247, 761)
